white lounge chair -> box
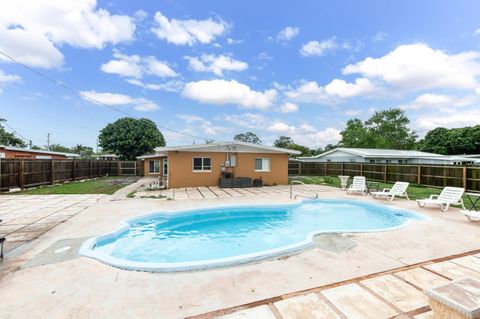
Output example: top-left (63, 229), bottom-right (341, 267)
top-left (463, 210), bottom-right (480, 222)
top-left (416, 187), bottom-right (466, 212)
top-left (371, 182), bottom-right (410, 201)
top-left (346, 176), bottom-right (367, 196)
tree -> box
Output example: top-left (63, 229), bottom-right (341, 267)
top-left (234, 132), bottom-right (261, 144)
top-left (71, 144), bottom-right (94, 159)
top-left (49, 144), bottom-right (72, 153)
top-left (418, 125), bottom-right (480, 155)
top-left (339, 108), bottom-right (417, 149)
top-left (98, 118), bottom-right (165, 160)
top-left (0, 118), bottom-right (25, 147)
top-left (274, 136), bottom-right (294, 148)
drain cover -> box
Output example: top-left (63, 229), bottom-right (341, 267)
top-left (313, 233), bottom-right (357, 253)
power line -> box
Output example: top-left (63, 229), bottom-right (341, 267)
top-left (0, 49), bottom-right (212, 142)
top-left (1, 120), bottom-right (29, 142)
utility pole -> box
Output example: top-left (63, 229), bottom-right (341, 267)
top-left (46, 133), bottom-right (51, 150)
top-left (29, 140), bottom-right (32, 149)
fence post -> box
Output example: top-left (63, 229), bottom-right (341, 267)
top-left (117, 161), bottom-right (121, 176)
top-left (88, 160), bottom-right (92, 178)
top-left (19, 160), bottom-right (24, 190)
top-left (50, 160), bottom-right (55, 184)
top-left (298, 162), bottom-right (302, 176)
top-left (463, 166), bottom-right (467, 190)
top-left (341, 162), bottom-right (345, 175)
top-left (360, 163), bottom-right (363, 177)
top-left (417, 166), bottom-right (421, 185)
top-left (383, 164), bottom-right (387, 183)
top-left (324, 163), bottom-right (327, 176)
top-left (72, 160), bottom-right (76, 180)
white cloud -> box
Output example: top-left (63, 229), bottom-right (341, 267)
top-left (151, 11), bottom-right (228, 46)
top-left (300, 38), bottom-right (338, 57)
top-left (372, 31), bottom-right (388, 42)
top-left (475, 87), bottom-right (480, 95)
top-left (0, 70), bottom-right (21, 84)
top-left (345, 109), bottom-right (362, 116)
top-left (0, 0), bottom-right (135, 69)
top-left (285, 77), bottom-right (375, 103)
top-left (416, 109), bottom-right (480, 131)
top-left (227, 38), bottom-right (242, 45)
top-left (182, 79), bottom-right (277, 110)
top-left (324, 78), bottom-right (376, 98)
top-left (475, 28), bottom-right (480, 35)
top-left (267, 121), bottom-right (341, 147)
top-left (127, 79), bottom-right (184, 93)
top-left (185, 54), bottom-right (248, 76)
top-left (277, 26), bottom-right (299, 41)
top-left (404, 93), bottom-right (477, 111)
top-left (101, 52), bottom-right (178, 79)
top-left (80, 90), bottom-right (159, 111)
top-left (176, 114), bottom-right (228, 135)
top-left (343, 43), bottom-right (480, 91)
top-left (279, 102), bottom-right (298, 113)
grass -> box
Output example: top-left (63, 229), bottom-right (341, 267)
top-left (8, 176), bottom-right (139, 195)
top-left (289, 175), bottom-right (475, 209)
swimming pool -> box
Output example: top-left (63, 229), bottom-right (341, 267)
top-left (80, 199), bottom-right (426, 272)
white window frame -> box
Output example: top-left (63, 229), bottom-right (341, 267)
top-left (192, 157), bottom-right (212, 172)
top-left (255, 158), bottom-right (271, 172)
top-left (149, 160), bottom-right (161, 173)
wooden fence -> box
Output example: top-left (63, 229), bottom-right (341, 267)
top-left (288, 161), bottom-right (480, 191)
top-left (0, 159), bottom-right (144, 192)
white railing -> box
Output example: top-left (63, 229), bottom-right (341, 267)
top-left (290, 180), bottom-right (319, 200)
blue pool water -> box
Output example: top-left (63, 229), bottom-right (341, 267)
top-left (83, 199), bottom-right (425, 271)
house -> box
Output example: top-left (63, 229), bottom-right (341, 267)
top-left (299, 148), bottom-right (480, 165)
top-left (137, 141), bottom-right (301, 188)
top-left (0, 145), bottom-right (80, 159)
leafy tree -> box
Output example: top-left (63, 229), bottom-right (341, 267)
top-left (418, 125), bottom-right (480, 155)
top-left (339, 108), bottom-right (417, 149)
top-left (49, 144), bottom-right (72, 153)
top-left (71, 144), bottom-right (94, 159)
top-left (285, 143), bottom-right (312, 157)
top-left (324, 144), bottom-right (337, 152)
top-left (234, 132), bottom-right (262, 144)
top-left (99, 118), bottom-right (165, 160)
top-left (0, 118), bottom-right (25, 147)
top-left (274, 136), bottom-right (294, 148)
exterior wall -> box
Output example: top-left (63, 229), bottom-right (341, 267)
top-left (0, 148), bottom-right (67, 159)
top-left (143, 157), bottom-right (167, 177)
top-left (167, 151), bottom-right (289, 188)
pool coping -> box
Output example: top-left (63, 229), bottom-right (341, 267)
top-left (79, 198), bottom-right (428, 273)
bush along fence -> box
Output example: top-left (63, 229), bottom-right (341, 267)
top-left (288, 161), bottom-right (480, 191)
top-left (0, 159), bottom-right (144, 192)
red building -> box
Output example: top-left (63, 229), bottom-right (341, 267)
top-left (0, 146), bottom-right (80, 159)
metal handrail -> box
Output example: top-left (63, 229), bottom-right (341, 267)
top-left (290, 180), bottom-right (319, 200)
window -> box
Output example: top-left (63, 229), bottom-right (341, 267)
top-left (228, 155), bottom-right (236, 167)
top-left (163, 159), bottom-right (168, 175)
top-left (255, 158), bottom-right (270, 172)
top-left (193, 157), bottom-right (211, 172)
top-left (149, 160), bottom-right (160, 173)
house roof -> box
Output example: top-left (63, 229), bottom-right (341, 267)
top-left (301, 148), bottom-right (441, 160)
top-left (299, 148), bottom-right (480, 162)
top-left (152, 141), bottom-right (301, 155)
top-left (0, 145), bottom-right (80, 158)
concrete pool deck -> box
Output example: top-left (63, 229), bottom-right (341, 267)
top-left (1, 185), bottom-right (480, 318)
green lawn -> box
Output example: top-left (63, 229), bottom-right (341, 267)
top-left (289, 175), bottom-right (474, 209)
top-left (7, 176), bottom-right (139, 195)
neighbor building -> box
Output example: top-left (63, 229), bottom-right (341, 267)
top-left (138, 141), bottom-right (300, 188)
top-left (0, 145), bottom-right (80, 159)
top-left (299, 148), bottom-right (480, 165)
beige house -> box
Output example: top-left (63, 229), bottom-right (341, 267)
top-left (138, 141), bottom-right (300, 188)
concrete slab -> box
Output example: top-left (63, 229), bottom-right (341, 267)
top-left (322, 283), bottom-right (398, 319)
top-left (217, 305), bottom-right (276, 319)
top-left (274, 293), bottom-right (341, 319)
top-left (313, 234), bottom-right (356, 253)
top-left (414, 311), bottom-right (433, 318)
top-left (361, 275), bottom-right (428, 312)
top-left (394, 267), bottom-right (450, 290)
top-left (450, 255), bottom-right (480, 272)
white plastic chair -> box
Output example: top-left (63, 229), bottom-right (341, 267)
top-left (371, 182), bottom-right (410, 201)
top-left (346, 176), bottom-right (367, 196)
top-left (416, 187), bottom-right (465, 212)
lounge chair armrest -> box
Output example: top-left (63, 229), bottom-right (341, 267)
top-left (382, 188), bottom-right (390, 192)
top-left (429, 195), bottom-right (439, 200)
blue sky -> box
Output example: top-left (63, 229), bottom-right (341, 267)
top-left (1, 0), bottom-right (480, 150)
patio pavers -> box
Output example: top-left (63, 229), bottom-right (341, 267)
top-left (321, 283), bottom-right (397, 319)
top-left (274, 293), bottom-right (341, 319)
top-left (0, 194), bottom-right (104, 253)
top-left (360, 274), bottom-right (428, 312)
top-left (219, 305), bottom-right (277, 319)
top-left (394, 268), bottom-right (449, 290)
top-left (424, 261), bottom-right (480, 280)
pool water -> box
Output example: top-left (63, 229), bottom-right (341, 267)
top-left (82, 199), bottom-right (425, 271)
